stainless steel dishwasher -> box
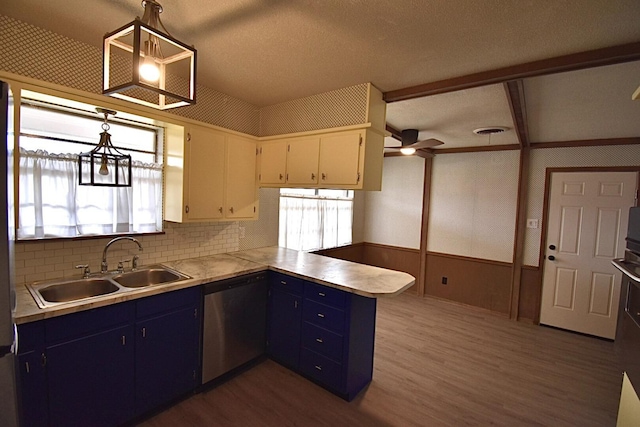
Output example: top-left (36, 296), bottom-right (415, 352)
top-left (201, 272), bottom-right (268, 384)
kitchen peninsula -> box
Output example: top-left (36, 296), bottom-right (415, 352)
top-left (14, 246), bottom-right (414, 426)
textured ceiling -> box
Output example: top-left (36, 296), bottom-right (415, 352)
top-left (1, 0), bottom-right (640, 107)
top-left (1, 0), bottom-right (640, 149)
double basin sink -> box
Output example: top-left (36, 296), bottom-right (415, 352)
top-left (27, 266), bottom-right (191, 309)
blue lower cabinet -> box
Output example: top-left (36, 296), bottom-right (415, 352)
top-left (267, 288), bottom-right (302, 368)
top-left (16, 321), bottom-right (48, 427)
top-left (268, 273), bottom-right (377, 401)
top-left (135, 305), bottom-right (199, 415)
top-left (16, 287), bottom-right (202, 427)
top-left (46, 325), bottom-right (136, 427)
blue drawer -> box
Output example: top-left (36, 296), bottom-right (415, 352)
top-left (302, 322), bottom-right (343, 362)
top-left (136, 286), bottom-right (200, 319)
top-left (270, 272), bottom-right (304, 295)
top-left (46, 301), bottom-right (135, 343)
top-left (17, 321), bottom-right (45, 353)
top-left (304, 282), bottom-right (347, 309)
top-left (300, 348), bottom-right (342, 391)
top-left (303, 299), bottom-right (345, 333)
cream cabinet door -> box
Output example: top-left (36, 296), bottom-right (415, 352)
top-left (318, 131), bottom-right (362, 186)
top-left (286, 137), bottom-right (320, 185)
top-left (185, 126), bottom-right (225, 221)
top-left (226, 136), bottom-right (257, 219)
top-left (259, 140), bottom-right (287, 185)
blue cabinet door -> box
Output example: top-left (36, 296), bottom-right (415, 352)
top-left (46, 325), bottom-right (135, 427)
top-left (268, 288), bottom-right (302, 368)
top-left (135, 306), bottom-right (199, 415)
top-left (16, 350), bottom-right (48, 427)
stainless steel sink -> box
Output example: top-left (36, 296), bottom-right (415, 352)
top-left (29, 278), bottom-right (120, 307)
top-left (26, 265), bottom-right (191, 308)
top-left (112, 267), bottom-right (189, 288)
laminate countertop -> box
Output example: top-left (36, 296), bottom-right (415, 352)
top-left (14, 246), bottom-right (416, 324)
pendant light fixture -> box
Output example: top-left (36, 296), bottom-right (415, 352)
top-left (103, 0), bottom-right (197, 110)
top-left (78, 108), bottom-right (132, 187)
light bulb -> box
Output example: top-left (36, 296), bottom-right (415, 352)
top-left (400, 147), bottom-right (416, 155)
top-left (140, 56), bottom-right (160, 82)
top-left (99, 154), bottom-right (109, 176)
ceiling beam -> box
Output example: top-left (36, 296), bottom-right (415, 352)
top-left (386, 124), bottom-right (402, 141)
top-left (504, 80), bottom-right (529, 148)
top-left (384, 42), bottom-right (640, 103)
top-left (530, 137), bottom-right (640, 149)
top-left (434, 144), bottom-right (521, 154)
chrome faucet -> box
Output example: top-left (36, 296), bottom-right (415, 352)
top-left (101, 236), bottom-right (143, 274)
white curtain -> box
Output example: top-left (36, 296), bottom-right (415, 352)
top-left (18, 148), bottom-right (162, 238)
top-left (278, 195), bottom-right (352, 251)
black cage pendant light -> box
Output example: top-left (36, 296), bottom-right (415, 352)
top-left (79, 108), bottom-right (132, 187)
top-left (103, 0), bottom-right (197, 110)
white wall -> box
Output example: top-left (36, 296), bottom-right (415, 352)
top-left (363, 156), bottom-right (425, 249)
top-left (427, 150), bottom-right (520, 263)
top-left (524, 145), bottom-right (640, 266)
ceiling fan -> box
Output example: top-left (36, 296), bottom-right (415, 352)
top-left (385, 128), bottom-right (444, 156)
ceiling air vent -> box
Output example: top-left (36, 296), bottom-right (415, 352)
top-left (473, 127), bottom-right (509, 135)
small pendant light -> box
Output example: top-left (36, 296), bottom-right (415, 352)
top-left (78, 108), bottom-right (132, 187)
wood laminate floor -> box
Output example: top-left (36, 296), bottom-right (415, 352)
top-left (138, 294), bottom-right (622, 427)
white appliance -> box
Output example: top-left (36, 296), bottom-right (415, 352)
top-left (0, 80), bottom-right (19, 427)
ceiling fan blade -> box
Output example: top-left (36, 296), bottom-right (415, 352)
top-left (408, 138), bottom-right (444, 149)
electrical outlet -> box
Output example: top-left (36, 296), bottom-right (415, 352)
top-left (441, 277), bottom-right (448, 285)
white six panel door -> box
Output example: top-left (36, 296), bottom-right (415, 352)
top-left (540, 171), bottom-right (637, 339)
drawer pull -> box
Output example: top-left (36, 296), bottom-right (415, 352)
top-left (317, 313), bottom-right (325, 318)
top-left (25, 361), bottom-right (30, 374)
top-left (315, 365), bottom-right (322, 371)
top-left (316, 338), bottom-right (323, 343)
top-left (280, 280), bottom-right (287, 285)
top-left (318, 292), bottom-right (325, 297)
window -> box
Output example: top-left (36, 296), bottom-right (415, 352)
top-left (278, 188), bottom-right (353, 251)
top-left (17, 95), bottom-right (163, 239)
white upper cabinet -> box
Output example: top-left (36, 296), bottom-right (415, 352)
top-left (165, 124), bottom-right (258, 223)
top-left (258, 128), bottom-right (383, 191)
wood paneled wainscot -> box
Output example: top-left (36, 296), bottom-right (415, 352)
top-left (165, 123), bottom-right (258, 222)
top-left (425, 252), bottom-right (512, 315)
top-left (258, 127), bottom-right (385, 190)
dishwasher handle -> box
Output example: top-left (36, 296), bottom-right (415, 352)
top-left (203, 273), bottom-right (267, 294)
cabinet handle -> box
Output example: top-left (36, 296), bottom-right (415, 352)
top-left (142, 327), bottom-right (146, 338)
top-left (185, 205), bottom-right (189, 214)
top-left (218, 207), bottom-right (223, 213)
top-left (280, 280), bottom-right (287, 285)
top-left (316, 338), bottom-right (323, 343)
top-left (317, 313), bottom-right (325, 318)
top-left (311, 173), bottom-right (315, 180)
top-left (321, 173), bottom-right (326, 180)
top-left (41, 353), bottom-right (46, 367)
top-left (229, 207), bottom-right (234, 214)
top-left (121, 336), bottom-right (126, 346)
top-left (318, 292), bottom-right (325, 297)
top-left (279, 173), bottom-right (283, 180)
top-left (25, 361), bottom-right (30, 374)
top-left (315, 365), bottom-right (322, 371)
top-left (194, 308), bottom-right (198, 318)
top-left (294, 300), bottom-right (298, 309)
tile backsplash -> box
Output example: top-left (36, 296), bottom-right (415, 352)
top-left (15, 221), bottom-right (239, 285)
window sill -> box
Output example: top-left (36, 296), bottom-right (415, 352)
top-left (17, 231), bottom-right (165, 243)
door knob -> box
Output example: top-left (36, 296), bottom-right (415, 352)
top-left (549, 244), bottom-right (556, 250)
top-left (548, 255), bottom-right (556, 261)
